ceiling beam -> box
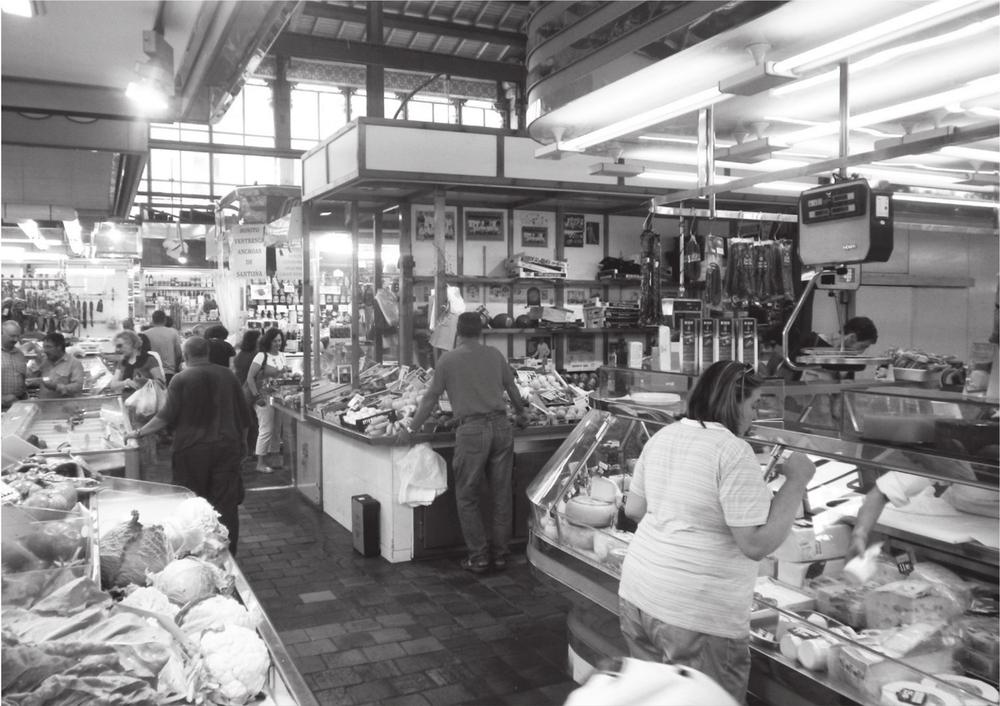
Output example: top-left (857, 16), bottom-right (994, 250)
top-left (299, 1), bottom-right (526, 49)
top-left (272, 33), bottom-right (524, 83)
top-left (654, 121), bottom-right (1000, 206)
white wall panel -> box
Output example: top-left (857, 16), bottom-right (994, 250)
top-left (366, 126), bottom-right (495, 176)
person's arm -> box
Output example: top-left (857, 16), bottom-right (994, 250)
top-left (847, 487), bottom-right (889, 559)
top-left (400, 388), bottom-right (442, 441)
top-left (57, 359), bottom-right (85, 396)
top-left (729, 452), bottom-right (815, 561)
top-left (172, 333), bottom-right (183, 371)
top-left (624, 491), bottom-right (647, 521)
top-left (245, 355), bottom-right (265, 405)
top-left (501, 363), bottom-right (529, 426)
top-left (125, 415), bottom-right (169, 442)
top-left (109, 366), bottom-right (129, 393)
top-left (148, 362), bottom-right (166, 385)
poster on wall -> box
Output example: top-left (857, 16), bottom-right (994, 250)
top-left (521, 226), bottom-right (548, 248)
top-left (586, 221), bottom-right (601, 245)
top-left (465, 209), bottom-right (506, 242)
top-left (413, 206), bottom-right (457, 241)
top-left (513, 285), bottom-right (554, 306)
top-left (230, 225), bottom-right (267, 279)
top-left (486, 283), bottom-right (511, 303)
top-left (275, 242), bottom-right (303, 282)
top-left (564, 214), bottom-right (585, 248)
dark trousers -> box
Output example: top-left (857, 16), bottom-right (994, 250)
top-left (453, 416), bottom-right (514, 563)
top-left (172, 441), bottom-right (244, 555)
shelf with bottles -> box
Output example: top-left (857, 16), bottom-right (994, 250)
top-left (411, 274), bottom-right (638, 288)
top-left (143, 270), bottom-right (217, 289)
top-left (246, 277), bottom-right (305, 307)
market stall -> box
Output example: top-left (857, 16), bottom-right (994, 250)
top-left (1, 464), bottom-right (316, 706)
top-left (526, 369), bottom-right (999, 705)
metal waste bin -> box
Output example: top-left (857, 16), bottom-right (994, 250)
top-left (351, 494), bottom-right (380, 557)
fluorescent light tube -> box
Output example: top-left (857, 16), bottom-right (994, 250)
top-left (772, 15), bottom-right (1000, 97)
top-left (941, 146), bottom-right (1000, 164)
top-left (775, 0), bottom-right (991, 73)
top-left (894, 193), bottom-right (999, 209)
top-left (560, 87), bottom-right (728, 151)
top-left (18, 219), bottom-right (51, 250)
top-left (782, 76), bottom-right (1000, 144)
top-left (0, 0), bottom-right (33, 17)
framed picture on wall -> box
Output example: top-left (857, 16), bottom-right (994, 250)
top-left (586, 221), bottom-right (601, 245)
top-left (521, 226), bottom-right (548, 247)
top-left (413, 206), bottom-right (457, 241)
top-left (564, 214), bottom-right (584, 247)
top-left (464, 209), bottom-right (506, 242)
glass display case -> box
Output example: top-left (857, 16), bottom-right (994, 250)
top-left (527, 399), bottom-right (999, 705)
top-left (3, 396), bottom-right (138, 478)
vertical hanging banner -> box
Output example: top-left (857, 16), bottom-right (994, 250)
top-left (230, 225), bottom-right (267, 279)
top-left (274, 206), bottom-right (304, 281)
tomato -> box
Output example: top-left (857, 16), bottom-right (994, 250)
top-left (21, 521), bottom-right (86, 564)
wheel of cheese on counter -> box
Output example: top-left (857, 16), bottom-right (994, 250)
top-left (588, 477), bottom-right (620, 504)
top-left (880, 681), bottom-right (961, 706)
top-left (565, 495), bottom-right (617, 527)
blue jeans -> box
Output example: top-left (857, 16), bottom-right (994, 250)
top-left (453, 416), bottom-right (513, 563)
top-left (619, 597), bottom-right (750, 704)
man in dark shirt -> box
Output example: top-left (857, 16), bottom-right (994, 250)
top-left (205, 324), bottom-right (236, 368)
top-left (399, 312), bottom-right (529, 573)
top-left (125, 336), bottom-right (251, 554)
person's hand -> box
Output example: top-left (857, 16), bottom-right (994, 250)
top-left (778, 451), bottom-right (815, 487)
top-left (845, 531), bottom-right (869, 561)
top-left (395, 420), bottom-right (415, 445)
top-left (124, 379), bottom-right (138, 390)
top-left (514, 410), bottom-right (530, 429)
top-left (255, 395), bottom-right (267, 407)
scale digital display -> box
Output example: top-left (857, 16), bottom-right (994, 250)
top-left (801, 182), bottom-right (868, 224)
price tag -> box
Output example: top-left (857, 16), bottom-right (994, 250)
top-left (347, 393), bottom-right (365, 411)
top-left (894, 687), bottom-right (927, 705)
top-left (895, 551), bottom-right (914, 576)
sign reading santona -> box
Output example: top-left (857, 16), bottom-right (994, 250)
top-left (230, 225), bottom-right (267, 278)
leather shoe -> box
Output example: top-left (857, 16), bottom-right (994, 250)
top-left (460, 557), bottom-right (489, 574)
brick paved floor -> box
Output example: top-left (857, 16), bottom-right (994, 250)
top-left (148, 441), bottom-right (581, 705)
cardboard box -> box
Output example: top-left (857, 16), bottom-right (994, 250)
top-left (772, 520), bottom-right (851, 562)
top-left (776, 558), bottom-right (847, 588)
top-left (738, 317), bottom-right (758, 369)
top-left (718, 319), bottom-right (735, 362)
top-left (679, 317), bottom-right (699, 375)
top-left (700, 318), bottom-right (717, 373)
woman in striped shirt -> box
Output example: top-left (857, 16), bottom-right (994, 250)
top-left (618, 360), bottom-right (815, 702)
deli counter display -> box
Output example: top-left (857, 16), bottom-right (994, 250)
top-left (3, 396), bottom-right (139, 478)
top-left (526, 384), bottom-right (999, 705)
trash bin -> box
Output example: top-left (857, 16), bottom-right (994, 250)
top-left (351, 494), bottom-right (380, 557)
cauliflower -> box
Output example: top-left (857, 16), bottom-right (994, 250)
top-left (179, 595), bottom-right (256, 638)
top-left (163, 497), bottom-right (230, 561)
top-left (120, 585), bottom-right (179, 618)
top-left (200, 625), bottom-right (270, 705)
top-left (151, 556), bottom-right (230, 606)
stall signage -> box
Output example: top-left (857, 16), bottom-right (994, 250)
top-left (230, 226), bottom-right (267, 278)
top-left (275, 241), bottom-right (303, 282)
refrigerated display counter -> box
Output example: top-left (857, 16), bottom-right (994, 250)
top-left (526, 377), bottom-right (999, 706)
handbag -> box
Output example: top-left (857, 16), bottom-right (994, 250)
top-left (125, 379), bottom-right (166, 418)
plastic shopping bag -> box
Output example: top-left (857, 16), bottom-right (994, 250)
top-left (397, 443), bottom-right (448, 507)
top-left (125, 380), bottom-right (166, 419)
top-left (564, 657), bottom-right (739, 706)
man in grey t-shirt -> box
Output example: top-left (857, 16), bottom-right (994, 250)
top-left (399, 312), bottom-right (528, 573)
top-left (143, 310), bottom-right (183, 382)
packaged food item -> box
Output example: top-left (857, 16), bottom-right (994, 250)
top-left (929, 674), bottom-right (1000, 705)
top-left (772, 520), bottom-right (851, 562)
top-left (956, 616), bottom-right (1000, 657)
top-left (829, 622), bottom-right (957, 699)
top-left (865, 579), bottom-right (967, 629)
top-left (777, 558), bottom-right (846, 588)
top-left (880, 681), bottom-right (962, 706)
top-left (812, 577), bottom-right (871, 629)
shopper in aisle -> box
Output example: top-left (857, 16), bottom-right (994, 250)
top-left (398, 312), bottom-right (529, 573)
top-left (205, 324), bottom-right (236, 368)
top-left (618, 360), bottom-right (816, 702)
top-left (28, 332), bottom-right (85, 399)
top-left (124, 336), bottom-right (250, 554)
top-left (245, 327), bottom-right (288, 474)
top-left (144, 310), bottom-right (183, 383)
top-left (1, 320), bottom-right (28, 410)
top-left (109, 330), bottom-right (165, 397)
top-left (233, 329), bottom-right (262, 462)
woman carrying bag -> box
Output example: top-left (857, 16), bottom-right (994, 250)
top-left (245, 327), bottom-right (288, 474)
top-left (111, 330), bottom-right (165, 471)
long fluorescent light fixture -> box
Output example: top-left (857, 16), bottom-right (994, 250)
top-left (0, 0), bottom-right (35, 17)
top-left (894, 193), bottom-right (999, 209)
top-left (772, 15), bottom-right (1000, 97)
top-left (774, 0), bottom-right (992, 73)
top-left (18, 219), bottom-right (51, 250)
top-left (62, 219), bottom-right (85, 256)
top-left (872, 126), bottom-right (956, 151)
top-left (941, 146), bottom-right (1000, 164)
top-left (781, 76), bottom-right (1000, 145)
top-left (556, 87), bottom-right (729, 152)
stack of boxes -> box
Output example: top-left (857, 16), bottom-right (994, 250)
top-left (505, 253), bottom-right (568, 279)
top-left (659, 298), bottom-right (759, 375)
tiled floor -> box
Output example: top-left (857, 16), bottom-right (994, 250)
top-left (146, 443), bottom-right (581, 706)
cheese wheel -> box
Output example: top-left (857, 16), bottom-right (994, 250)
top-left (564, 496), bottom-right (617, 527)
top-left (798, 637), bottom-right (833, 671)
top-left (588, 477), bottom-right (619, 504)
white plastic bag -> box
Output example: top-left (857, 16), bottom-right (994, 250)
top-left (397, 443), bottom-right (447, 507)
top-left (125, 380), bottom-right (166, 419)
top-left (564, 657), bottom-right (739, 706)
